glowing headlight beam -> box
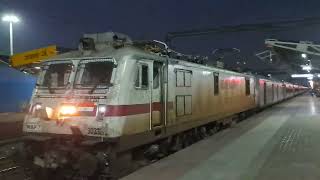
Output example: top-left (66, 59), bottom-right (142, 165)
top-left (59, 105), bottom-right (77, 115)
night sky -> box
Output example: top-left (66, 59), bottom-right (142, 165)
top-left (1, 0), bottom-right (320, 69)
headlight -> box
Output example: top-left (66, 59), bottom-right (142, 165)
top-left (59, 105), bottom-right (77, 116)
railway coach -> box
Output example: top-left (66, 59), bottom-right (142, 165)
top-left (22, 32), bottom-right (306, 179)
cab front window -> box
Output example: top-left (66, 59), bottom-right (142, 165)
top-left (39, 62), bottom-right (73, 88)
top-left (74, 59), bottom-right (115, 89)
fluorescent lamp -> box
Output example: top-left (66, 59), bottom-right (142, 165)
top-left (291, 74), bottom-right (313, 78)
top-left (302, 65), bottom-right (312, 71)
top-left (2, 15), bottom-right (19, 23)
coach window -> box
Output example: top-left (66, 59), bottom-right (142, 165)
top-left (176, 69), bottom-right (192, 87)
top-left (214, 73), bottom-right (219, 95)
top-left (176, 70), bottom-right (184, 86)
top-left (184, 71), bottom-right (192, 86)
top-left (153, 65), bottom-right (160, 89)
top-left (245, 78), bottom-right (250, 95)
top-left (135, 63), bottom-right (149, 89)
top-left (272, 84), bottom-right (274, 99)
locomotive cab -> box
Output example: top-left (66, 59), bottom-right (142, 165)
top-left (23, 32), bottom-right (131, 139)
top-left (23, 32), bottom-right (166, 141)
top-left (24, 57), bottom-right (117, 136)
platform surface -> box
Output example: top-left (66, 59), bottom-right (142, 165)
top-left (122, 95), bottom-right (320, 180)
top-left (0, 113), bottom-right (24, 140)
top-left (0, 113), bottom-right (25, 123)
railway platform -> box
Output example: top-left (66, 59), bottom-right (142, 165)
top-left (0, 113), bottom-right (25, 179)
top-left (0, 113), bottom-right (24, 141)
top-left (122, 95), bottom-right (320, 180)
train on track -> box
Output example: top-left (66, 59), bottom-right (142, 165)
top-left (22, 32), bottom-right (307, 180)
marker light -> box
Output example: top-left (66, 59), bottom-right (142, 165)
top-left (30, 103), bottom-right (42, 116)
top-left (34, 104), bottom-right (42, 110)
top-left (98, 106), bottom-right (106, 113)
top-left (96, 105), bottom-right (107, 120)
top-left (309, 80), bottom-right (314, 89)
top-left (59, 105), bottom-right (77, 116)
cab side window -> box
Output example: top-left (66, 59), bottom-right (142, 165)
top-left (135, 63), bottom-right (149, 89)
top-left (214, 73), bottom-right (219, 95)
top-left (245, 78), bottom-right (250, 95)
top-left (153, 65), bottom-right (160, 89)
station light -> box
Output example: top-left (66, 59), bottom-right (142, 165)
top-left (2, 15), bottom-right (20, 23)
top-left (309, 80), bottom-right (314, 89)
top-left (302, 65), bottom-right (312, 71)
top-left (202, 71), bottom-right (211, 75)
top-left (301, 53), bottom-right (307, 58)
top-left (291, 74), bottom-right (313, 78)
top-left (2, 14), bottom-right (20, 55)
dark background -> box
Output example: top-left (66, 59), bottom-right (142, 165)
top-left (1, 0), bottom-right (320, 71)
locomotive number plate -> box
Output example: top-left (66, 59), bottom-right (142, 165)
top-left (87, 127), bottom-right (103, 135)
top-left (25, 122), bottom-right (42, 132)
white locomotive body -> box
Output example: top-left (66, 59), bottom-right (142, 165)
top-left (23, 32), bottom-right (306, 179)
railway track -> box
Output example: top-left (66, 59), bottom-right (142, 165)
top-left (0, 156), bottom-right (21, 178)
top-left (0, 141), bottom-right (26, 180)
top-left (0, 112), bottom-right (255, 180)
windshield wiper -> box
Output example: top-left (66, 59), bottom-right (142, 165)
top-left (89, 81), bottom-right (112, 94)
top-left (89, 82), bottom-right (101, 94)
top-left (44, 77), bottom-right (55, 94)
top-left (47, 83), bottom-right (55, 94)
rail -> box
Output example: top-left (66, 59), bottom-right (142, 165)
top-left (0, 138), bottom-right (25, 179)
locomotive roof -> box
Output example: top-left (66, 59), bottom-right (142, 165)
top-left (46, 45), bottom-right (297, 85)
top-left (46, 45), bottom-right (256, 78)
top-left (44, 40), bottom-right (287, 83)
